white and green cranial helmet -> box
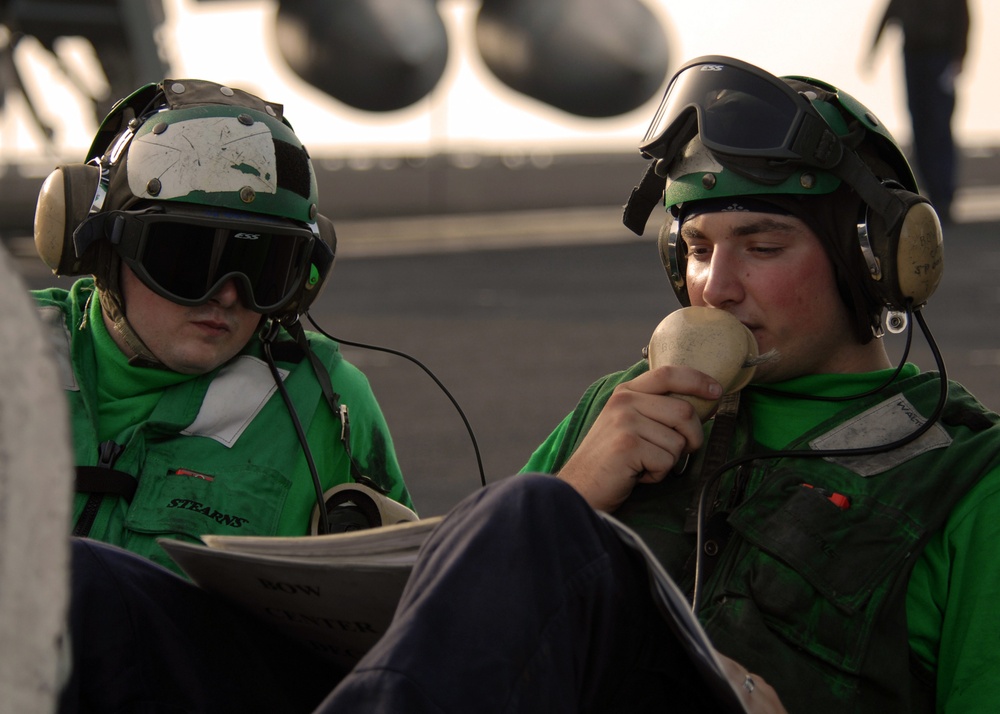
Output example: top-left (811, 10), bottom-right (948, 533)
top-left (109, 80), bottom-right (319, 223)
top-left (35, 78), bottom-right (336, 329)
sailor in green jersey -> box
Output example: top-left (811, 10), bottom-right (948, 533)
top-left (511, 57), bottom-right (1000, 712)
top-left (31, 78), bottom-right (414, 574)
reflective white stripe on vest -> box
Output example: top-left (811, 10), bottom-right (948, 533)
top-left (810, 394), bottom-right (952, 477)
top-left (182, 355), bottom-right (288, 447)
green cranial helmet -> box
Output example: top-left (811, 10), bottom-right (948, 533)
top-left (623, 56), bottom-right (942, 342)
top-left (659, 75), bottom-right (918, 214)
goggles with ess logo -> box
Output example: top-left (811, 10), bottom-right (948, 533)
top-left (624, 55), bottom-right (911, 237)
top-left (639, 55), bottom-right (847, 176)
top-left (75, 204), bottom-right (316, 313)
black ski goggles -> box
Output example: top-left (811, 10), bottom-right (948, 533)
top-left (94, 206), bottom-right (316, 312)
top-left (639, 55), bottom-right (844, 171)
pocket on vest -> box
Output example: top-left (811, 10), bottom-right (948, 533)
top-left (124, 455), bottom-right (293, 542)
top-left (725, 478), bottom-right (921, 672)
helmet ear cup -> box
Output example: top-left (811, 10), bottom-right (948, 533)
top-left (300, 213), bottom-right (337, 312)
top-left (273, 213), bottom-right (337, 323)
top-left (859, 189), bottom-right (944, 310)
top-left (658, 214), bottom-right (690, 306)
top-left (33, 164), bottom-right (102, 276)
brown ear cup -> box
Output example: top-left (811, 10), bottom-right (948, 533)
top-left (273, 213), bottom-right (338, 323)
top-left (33, 164), bottom-right (102, 276)
top-left (860, 190), bottom-right (944, 310)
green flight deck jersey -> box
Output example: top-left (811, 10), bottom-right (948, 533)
top-left (34, 278), bottom-right (413, 574)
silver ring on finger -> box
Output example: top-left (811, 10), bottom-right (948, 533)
top-left (743, 674), bottom-right (756, 694)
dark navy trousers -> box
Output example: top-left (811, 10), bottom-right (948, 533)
top-left (318, 474), bottom-right (714, 712)
top-left (59, 538), bottom-right (343, 713)
top-left (61, 474), bottom-right (715, 713)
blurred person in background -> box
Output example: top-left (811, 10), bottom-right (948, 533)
top-left (867, 0), bottom-right (971, 224)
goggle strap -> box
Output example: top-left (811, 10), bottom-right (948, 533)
top-left (830, 149), bottom-right (908, 233)
top-left (792, 114), bottom-right (843, 169)
top-left (622, 162), bottom-right (668, 236)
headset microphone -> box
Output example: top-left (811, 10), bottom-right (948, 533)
top-left (643, 307), bottom-right (770, 421)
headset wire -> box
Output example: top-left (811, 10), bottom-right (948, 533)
top-left (690, 307), bottom-right (948, 614)
top-left (306, 313), bottom-right (487, 488)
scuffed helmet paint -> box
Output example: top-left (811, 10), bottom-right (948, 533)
top-left (96, 80), bottom-right (319, 228)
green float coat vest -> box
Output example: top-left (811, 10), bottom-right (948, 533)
top-left (525, 360), bottom-right (1000, 713)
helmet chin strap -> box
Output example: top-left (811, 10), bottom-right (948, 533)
top-left (99, 290), bottom-right (163, 368)
top-left (96, 256), bottom-right (163, 368)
